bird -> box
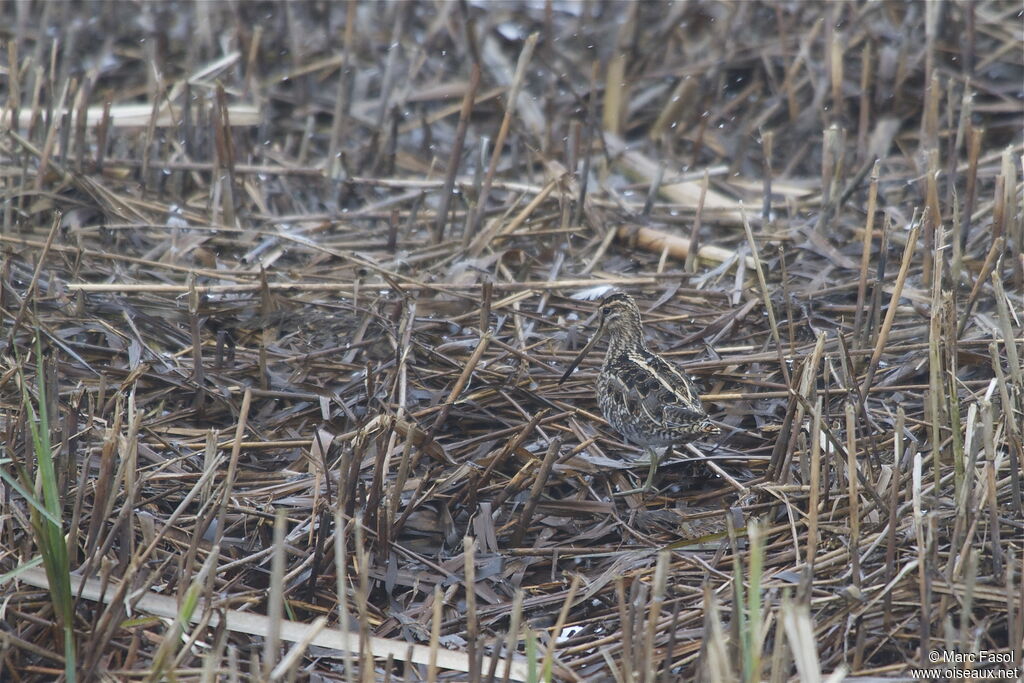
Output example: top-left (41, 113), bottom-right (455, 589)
top-left (559, 292), bottom-right (719, 495)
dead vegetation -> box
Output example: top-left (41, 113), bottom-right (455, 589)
top-left (1, 1), bottom-right (1022, 681)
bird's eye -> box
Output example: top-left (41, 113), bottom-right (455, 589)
top-left (601, 307), bottom-right (612, 316)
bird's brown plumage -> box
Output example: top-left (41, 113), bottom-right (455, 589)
top-left (560, 292), bottom-right (718, 493)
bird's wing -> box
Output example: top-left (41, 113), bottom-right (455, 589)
top-left (606, 362), bottom-right (707, 430)
top-left (639, 354), bottom-right (707, 420)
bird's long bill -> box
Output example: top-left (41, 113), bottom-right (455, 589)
top-left (558, 320), bottom-right (604, 384)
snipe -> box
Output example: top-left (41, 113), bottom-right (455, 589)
top-left (559, 292), bottom-right (718, 494)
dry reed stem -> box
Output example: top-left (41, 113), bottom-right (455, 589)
top-left (616, 224), bottom-right (756, 269)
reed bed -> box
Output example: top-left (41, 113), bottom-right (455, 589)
top-left (1, 2), bottom-right (1021, 681)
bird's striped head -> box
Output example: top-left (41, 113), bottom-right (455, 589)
top-left (596, 292), bottom-right (643, 340)
top-left (559, 292), bottom-right (644, 384)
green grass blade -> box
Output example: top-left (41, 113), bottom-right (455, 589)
top-left (0, 555), bottom-right (45, 584)
top-left (0, 469), bottom-right (63, 527)
top-left (16, 335), bottom-right (77, 682)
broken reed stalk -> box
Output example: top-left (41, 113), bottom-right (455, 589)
top-left (434, 63), bottom-right (481, 243)
top-left (61, 275), bottom-right (688, 295)
top-left (742, 205), bottom-right (791, 387)
top-left (743, 520), bottom-right (765, 683)
top-left (188, 276), bottom-right (206, 416)
top-left (921, 150), bottom-right (941, 288)
top-left (212, 388), bottom-right (251, 550)
top-left (541, 575), bottom-right (581, 682)
top-left (614, 576), bottom-right (634, 682)
top-left (353, 520), bottom-right (372, 676)
top-left (387, 428), bottom-right (417, 542)
top-left (806, 395), bottom-right (823, 569)
top-left (860, 223), bottom-right (921, 401)
top-left (333, 505), bottom-right (356, 682)
top-left (5, 211), bottom-right (60, 347)
top-left (465, 536), bottom-right (479, 683)
top-left (468, 33), bottom-right (539, 239)
top-left (427, 584), bottom-right (444, 683)
top-left (644, 551), bottom-right (670, 681)
top-left (684, 171), bottom-right (710, 273)
top-left (956, 235), bottom-right (1005, 338)
top-left (510, 436), bottom-right (561, 547)
top-left (778, 246), bottom-right (796, 352)
top-left (856, 41), bottom-right (872, 158)
top-left (883, 405), bottom-right (905, 628)
top-left (571, 60), bottom-right (599, 229)
top-left (911, 452), bottom-right (932, 657)
top-left (845, 402), bottom-right (861, 590)
top-left (326, 0), bottom-right (357, 175)
top-left (989, 341), bottom-right (1023, 513)
top-left (990, 267), bottom-right (1022, 388)
top-left (461, 408), bottom-right (549, 510)
top-left (959, 126), bottom-right (983, 248)
top-left (270, 617), bottom-right (329, 680)
top-left (928, 242), bottom-right (947, 501)
top-left (852, 161), bottom-right (880, 353)
top-left (480, 278), bottom-right (493, 332)
top-left (263, 507), bottom-right (288, 677)
top-left (430, 330), bottom-right (492, 436)
top-left (497, 590), bottom-right (525, 683)
top-left (701, 583), bottom-right (733, 681)
top-left (760, 131), bottom-right (773, 225)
